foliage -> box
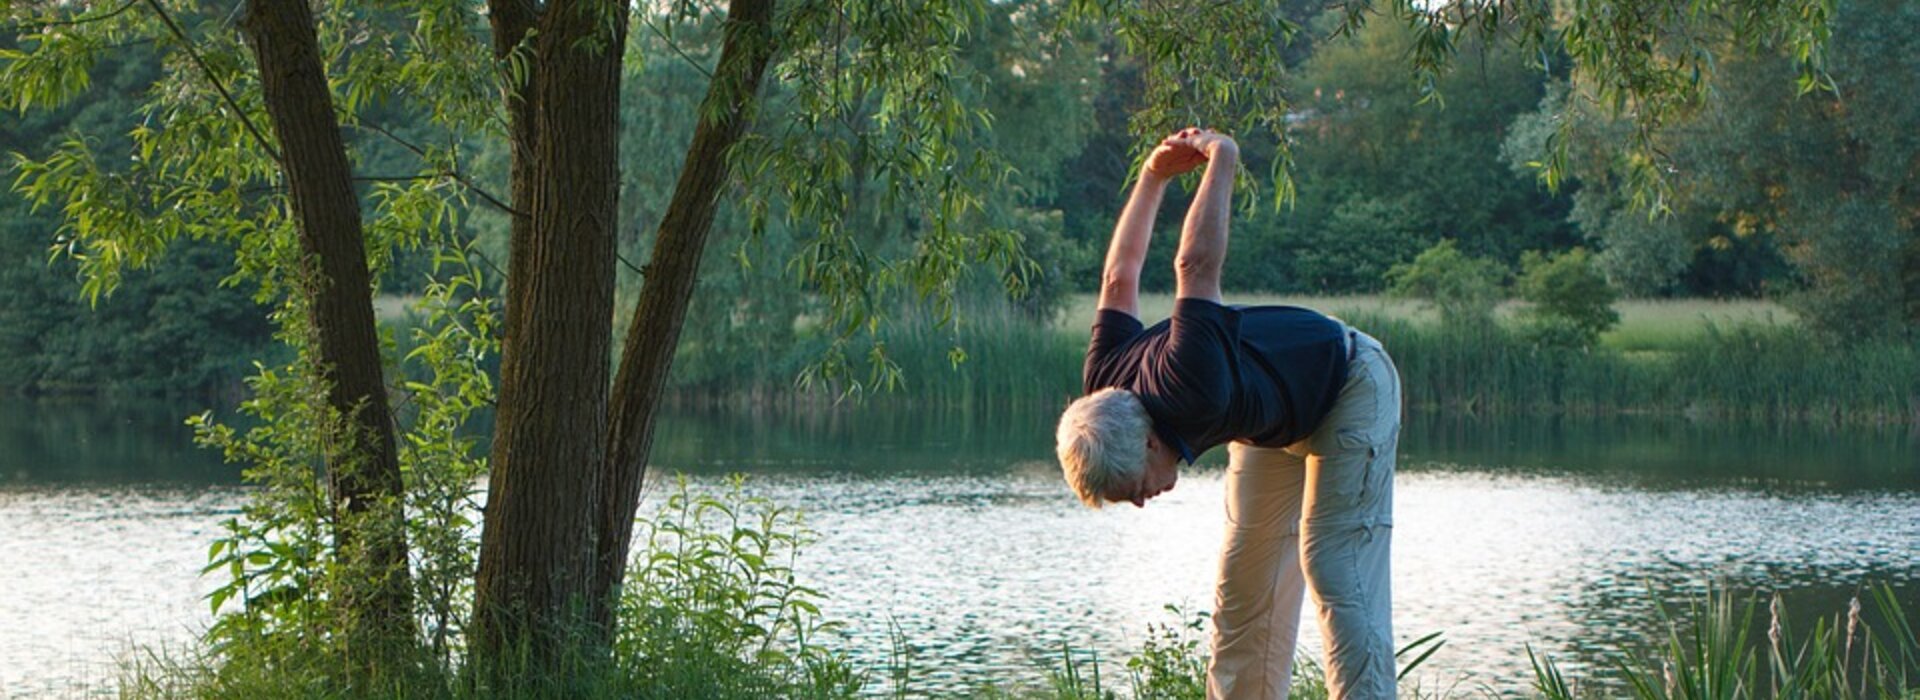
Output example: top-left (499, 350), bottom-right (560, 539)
top-left (187, 235), bottom-right (496, 685)
top-left (0, 226), bottom-right (275, 395)
top-left (1282, 17), bottom-right (1577, 284)
top-left (726, 0), bottom-right (1050, 391)
top-left (1045, 12), bottom-right (1581, 297)
top-left (1505, 0), bottom-right (1920, 337)
top-left (191, 363), bottom-right (337, 657)
top-left (1386, 240), bottom-right (1507, 330)
top-left (614, 476), bottom-right (864, 699)
top-left (1530, 583), bottom-right (1919, 699)
top-left (1516, 248), bottom-right (1620, 349)
top-left (615, 2), bottom-right (1094, 393)
top-left (1, 0), bottom-right (1868, 397)
top-left (125, 475), bottom-right (867, 700)
top-left (1283, 193), bottom-right (1432, 293)
top-left (1668, 0), bottom-right (1920, 338)
top-left (0, 46), bottom-right (272, 396)
top-left (1125, 606), bottom-right (1211, 700)
top-left (395, 243), bottom-right (500, 665)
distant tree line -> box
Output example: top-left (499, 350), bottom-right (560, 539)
top-left (0, 51), bottom-right (273, 395)
top-left (1039, 0), bottom-right (1915, 333)
top-left (4, 0), bottom-right (1912, 397)
top-left (663, 0), bottom-right (1917, 359)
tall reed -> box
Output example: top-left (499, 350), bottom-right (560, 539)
top-left (1365, 316), bottom-right (1919, 425)
top-left (1530, 584), bottom-right (1919, 699)
top-left (655, 301), bottom-right (1918, 425)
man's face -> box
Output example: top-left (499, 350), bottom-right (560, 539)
top-left (1106, 435), bottom-right (1181, 508)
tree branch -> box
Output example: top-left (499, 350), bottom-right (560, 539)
top-left (350, 121), bottom-right (527, 219)
top-left (5, 0), bottom-right (139, 31)
top-left (141, 0), bottom-right (282, 164)
top-left (640, 15), bottom-right (714, 79)
top-left (347, 122), bottom-right (652, 278)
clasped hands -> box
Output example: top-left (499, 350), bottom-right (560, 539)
top-left (1143, 127), bottom-right (1238, 180)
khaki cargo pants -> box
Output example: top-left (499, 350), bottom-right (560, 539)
top-left (1208, 330), bottom-right (1400, 700)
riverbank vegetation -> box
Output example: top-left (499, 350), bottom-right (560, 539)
top-left (119, 477), bottom-right (1920, 699)
top-left (644, 291), bottom-right (1916, 426)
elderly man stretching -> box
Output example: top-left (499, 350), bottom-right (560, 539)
top-left (1055, 128), bottom-right (1402, 700)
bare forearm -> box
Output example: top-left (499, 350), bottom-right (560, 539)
top-left (1176, 145), bottom-right (1236, 303)
top-left (1099, 172), bottom-right (1168, 315)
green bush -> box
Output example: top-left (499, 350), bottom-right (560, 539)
top-left (1385, 240), bottom-right (1507, 330)
top-left (1289, 194), bottom-right (1432, 294)
top-left (616, 477), bottom-right (866, 700)
top-left (125, 475), bottom-right (868, 700)
top-left (1516, 248), bottom-right (1619, 349)
top-left (1125, 606), bottom-right (1212, 699)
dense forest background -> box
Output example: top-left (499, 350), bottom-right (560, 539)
top-left (4, 0), bottom-right (1914, 396)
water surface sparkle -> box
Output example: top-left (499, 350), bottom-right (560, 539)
top-left (4, 402), bottom-right (1916, 697)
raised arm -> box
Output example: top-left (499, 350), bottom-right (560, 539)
top-left (1169, 130), bottom-right (1238, 304)
top-left (1099, 135), bottom-right (1208, 317)
top-left (1097, 174), bottom-right (1163, 317)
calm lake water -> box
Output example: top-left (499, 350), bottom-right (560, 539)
top-left (2, 398), bottom-right (1916, 697)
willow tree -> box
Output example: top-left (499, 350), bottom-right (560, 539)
top-left (1, 0), bottom-right (1838, 682)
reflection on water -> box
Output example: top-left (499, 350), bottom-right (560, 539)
top-left (652, 403), bottom-right (1920, 490)
top-left (2, 399), bottom-right (1916, 696)
top-left (0, 398), bottom-right (235, 485)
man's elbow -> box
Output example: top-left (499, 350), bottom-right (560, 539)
top-left (1101, 269), bottom-right (1139, 294)
top-left (1174, 255), bottom-right (1221, 281)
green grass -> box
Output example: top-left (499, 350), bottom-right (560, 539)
top-left (1054, 293), bottom-right (1797, 354)
top-left (880, 310), bottom-right (1086, 406)
top-left (1599, 298), bottom-right (1798, 353)
top-left (373, 294), bottom-right (425, 323)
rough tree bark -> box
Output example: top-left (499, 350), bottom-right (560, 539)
top-left (470, 0), bottom-right (629, 666)
top-left (237, 0), bottom-right (414, 666)
top-left (593, 0), bottom-right (777, 629)
top-left (470, 0), bottom-right (775, 669)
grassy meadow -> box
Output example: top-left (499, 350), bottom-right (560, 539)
top-left (1053, 294), bottom-right (1799, 354)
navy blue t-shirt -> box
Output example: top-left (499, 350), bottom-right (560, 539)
top-left (1082, 298), bottom-right (1349, 462)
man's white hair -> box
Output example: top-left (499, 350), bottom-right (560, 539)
top-left (1055, 387), bottom-right (1150, 508)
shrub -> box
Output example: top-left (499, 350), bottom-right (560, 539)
top-left (1516, 247), bottom-right (1619, 349)
top-left (616, 476), bottom-right (865, 700)
top-left (1126, 606), bottom-right (1211, 700)
top-left (1386, 240), bottom-right (1506, 330)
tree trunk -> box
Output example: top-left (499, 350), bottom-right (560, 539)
top-left (593, 0), bottom-right (777, 628)
top-left (238, 0), bottom-right (414, 670)
top-left (470, 0), bottom-right (629, 671)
